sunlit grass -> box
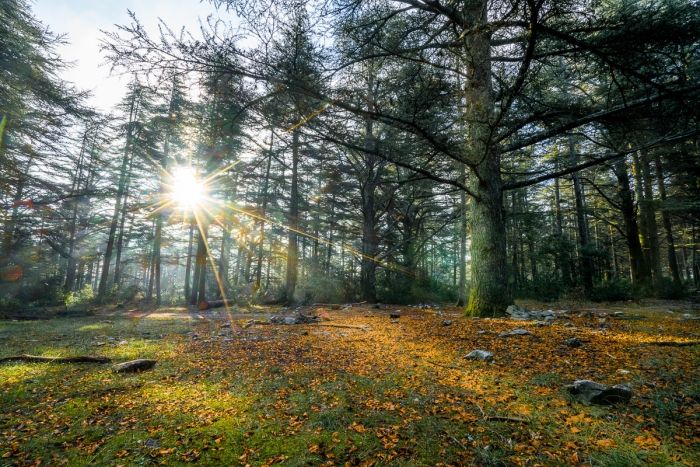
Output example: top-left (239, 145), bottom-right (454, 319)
top-left (0, 306), bottom-right (698, 465)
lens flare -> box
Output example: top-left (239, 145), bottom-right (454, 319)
top-left (169, 166), bottom-right (206, 210)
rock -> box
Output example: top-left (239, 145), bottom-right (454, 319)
top-left (389, 313), bottom-right (401, 319)
top-left (143, 438), bottom-right (159, 449)
top-left (565, 337), bottom-right (583, 348)
top-left (465, 350), bottom-right (494, 362)
top-left (535, 320), bottom-right (552, 327)
top-left (442, 319), bottom-right (453, 326)
top-left (117, 340), bottom-right (129, 346)
top-left (616, 369), bottom-right (630, 375)
top-left (269, 313), bottom-right (320, 325)
top-left (611, 311), bottom-right (624, 317)
top-left (220, 323), bottom-right (231, 328)
top-left (566, 380), bottom-right (632, 405)
top-left (505, 304), bottom-right (530, 320)
top-left (113, 359), bottom-right (157, 374)
top-left (499, 328), bottom-right (532, 337)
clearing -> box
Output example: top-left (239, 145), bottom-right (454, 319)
top-left (1, 300), bottom-right (699, 466)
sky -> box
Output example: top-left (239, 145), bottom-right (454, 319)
top-left (33, 0), bottom-right (221, 111)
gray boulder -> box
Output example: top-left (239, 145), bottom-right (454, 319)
top-left (566, 379), bottom-right (632, 405)
top-left (113, 359), bottom-right (157, 374)
top-left (465, 350), bottom-right (494, 362)
top-left (499, 328), bottom-right (532, 337)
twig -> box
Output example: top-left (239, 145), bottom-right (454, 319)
top-left (0, 355), bottom-right (111, 364)
top-left (485, 416), bottom-right (528, 423)
top-left (425, 360), bottom-right (463, 371)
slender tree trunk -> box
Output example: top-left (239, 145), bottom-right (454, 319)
top-left (554, 173), bottom-right (572, 286)
top-left (184, 221), bottom-right (194, 301)
top-left (255, 130), bottom-right (273, 292)
top-left (218, 225), bottom-right (230, 299)
top-left (2, 157), bottom-right (33, 259)
top-left (360, 70), bottom-right (379, 303)
top-left (98, 91), bottom-right (140, 300)
top-left (570, 135), bottom-right (593, 296)
top-left (285, 129), bottom-right (300, 303)
top-left (639, 150), bottom-right (662, 290)
top-left (196, 226), bottom-right (208, 305)
top-left (653, 153), bottom-right (681, 285)
top-left (457, 163), bottom-right (468, 306)
top-left (190, 225), bottom-right (208, 305)
top-left (325, 191), bottom-right (336, 274)
top-left (613, 158), bottom-right (649, 284)
top-left (113, 152), bottom-right (136, 290)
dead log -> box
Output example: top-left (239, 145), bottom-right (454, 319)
top-left (113, 359), bottom-right (157, 373)
top-left (0, 354), bottom-right (111, 364)
top-left (198, 299), bottom-right (227, 311)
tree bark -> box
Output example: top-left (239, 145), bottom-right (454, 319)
top-left (613, 158), bottom-right (649, 284)
top-left (285, 128), bottom-right (300, 303)
top-left (457, 163), bottom-right (468, 306)
top-left (98, 90), bottom-right (140, 300)
top-left (639, 150), bottom-right (662, 290)
top-left (652, 153), bottom-right (681, 285)
top-left (184, 221), bottom-right (194, 301)
top-left (255, 129), bottom-right (274, 292)
top-left (570, 135), bottom-right (593, 296)
top-left (464, 1), bottom-right (511, 316)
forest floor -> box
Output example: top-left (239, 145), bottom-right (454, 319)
top-left (1, 300), bottom-right (699, 466)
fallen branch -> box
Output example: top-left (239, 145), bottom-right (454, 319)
top-left (0, 354), bottom-right (111, 364)
top-left (310, 323), bottom-right (370, 331)
top-left (644, 341), bottom-right (700, 347)
top-left (486, 416), bottom-right (528, 423)
top-left (425, 360), bottom-right (463, 371)
top-left (243, 319), bottom-right (270, 328)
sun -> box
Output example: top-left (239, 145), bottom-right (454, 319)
top-left (168, 166), bottom-right (207, 210)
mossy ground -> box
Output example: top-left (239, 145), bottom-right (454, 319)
top-left (1, 301), bottom-right (698, 466)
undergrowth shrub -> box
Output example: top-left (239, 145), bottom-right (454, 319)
top-left (296, 273), bottom-right (345, 304)
top-left (379, 276), bottom-right (457, 304)
top-left (591, 278), bottom-right (633, 302)
top-left (515, 275), bottom-right (565, 302)
top-left (65, 285), bottom-right (94, 307)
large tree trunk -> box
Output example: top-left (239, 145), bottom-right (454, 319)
top-left (285, 129), bottom-right (300, 303)
top-left (464, 1), bottom-right (510, 316)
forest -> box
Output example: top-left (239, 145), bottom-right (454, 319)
top-left (1, 0), bottom-right (700, 465)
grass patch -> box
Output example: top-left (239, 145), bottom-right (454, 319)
top-left (1, 303), bottom-right (699, 465)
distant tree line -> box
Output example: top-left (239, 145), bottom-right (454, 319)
top-left (1, 0), bottom-right (699, 315)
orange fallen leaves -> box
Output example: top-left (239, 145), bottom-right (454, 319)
top-left (634, 434), bottom-right (661, 449)
top-left (595, 438), bottom-right (616, 448)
